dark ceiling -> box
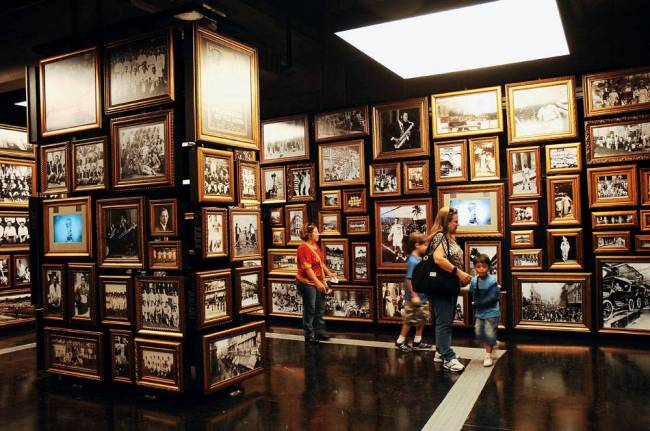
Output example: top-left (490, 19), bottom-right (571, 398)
top-left (0, 0), bottom-right (649, 126)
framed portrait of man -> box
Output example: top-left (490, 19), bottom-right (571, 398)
top-left (67, 262), bottom-right (97, 324)
top-left (149, 198), bottom-right (178, 237)
top-left (372, 97), bottom-right (429, 160)
top-left (42, 264), bottom-right (65, 321)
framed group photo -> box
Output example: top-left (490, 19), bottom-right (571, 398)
top-left (376, 274), bottom-right (406, 324)
top-left (195, 269), bottom-right (233, 329)
top-left (98, 275), bottom-right (133, 326)
top-left (431, 86), bottom-right (503, 139)
top-left (403, 160), bottom-right (429, 194)
top-left (0, 157), bottom-right (35, 208)
top-left (261, 115), bottom-right (309, 164)
top-left (509, 200), bottom-right (539, 227)
top-left (545, 142), bottom-right (582, 174)
top-left (135, 276), bottom-right (185, 337)
top-left (314, 106), bottom-right (369, 142)
top-left (324, 286), bottom-right (373, 322)
top-left (318, 140), bottom-right (365, 187)
top-left (372, 97), bottom-right (429, 160)
top-left (587, 165), bottom-right (638, 208)
top-left (583, 67), bottom-right (650, 117)
top-left (71, 137), bottom-right (108, 192)
top-left (591, 210), bottom-right (637, 230)
top-left (286, 163), bottom-right (315, 202)
top-left (585, 114), bottom-right (650, 165)
top-left (44, 327), bottom-right (104, 381)
top-left (0, 211), bottom-right (30, 252)
top-left (135, 338), bottom-right (183, 392)
top-left (197, 147), bottom-right (234, 203)
top-left (40, 142), bottom-right (69, 194)
top-left (321, 238), bottom-right (349, 282)
top-left (369, 162), bottom-right (401, 197)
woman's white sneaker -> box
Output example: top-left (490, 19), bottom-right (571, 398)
top-left (443, 358), bottom-right (465, 372)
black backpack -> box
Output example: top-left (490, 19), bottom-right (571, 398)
top-left (412, 234), bottom-right (460, 297)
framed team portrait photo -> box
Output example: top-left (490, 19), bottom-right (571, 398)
top-left (260, 115), bottom-right (309, 164)
top-left (342, 189), bottom-right (367, 214)
top-left (507, 146), bottom-right (541, 199)
top-left (547, 228), bottom-right (584, 270)
top-left (267, 277), bottom-right (301, 316)
top-left (512, 272), bottom-right (592, 332)
top-left (110, 329), bottom-right (134, 384)
top-left (99, 275), bottom-right (133, 326)
top-left (104, 30), bottom-right (174, 113)
top-left (374, 198), bottom-right (433, 270)
top-left (321, 190), bottom-right (341, 210)
top-left (235, 266), bottom-right (264, 314)
top-left (510, 249), bottom-right (543, 271)
top-left (547, 175), bottom-right (581, 226)
top-left (351, 242), bottom-right (370, 283)
top-left (593, 231), bottom-right (631, 253)
top-left (318, 140), bottom-right (365, 187)
top-left (315, 106), bottom-right (369, 142)
top-left (505, 76), bottom-right (578, 144)
top-left (376, 274), bottom-right (406, 324)
top-left (324, 286), bottom-right (373, 323)
top-left (319, 211), bottom-right (342, 236)
top-left (346, 215), bottom-right (371, 236)
top-left (465, 241), bottom-right (502, 286)
top-left (111, 110), bottom-right (174, 190)
top-left (237, 160), bottom-right (261, 205)
top-left (44, 327), bottom-right (104, 381)
top-left (511, 230), bottom-right (535, 249)
top-left (509, 200), bottom-right (539, 227)
top-left (148, 240), bottom-right (182, 271)
top-left (585, 114), bottom-right (650, 165)
top-left (372, 97), bottom-right (429, 160)
top-left (193, 27), bottom-right (259, 149)
top-left (583, 67), bottom-right (650, 117)
top-left (269, 207), bottom-right (284, 226)
top-left (39, 47), bottom-right (101, 137)
top-left (43, 196), bottom-right (93, 258)
top-left (267, 249), bottom-right (298, 277)
top-left (0, 254), bottom-right (11, 291)
top-left (197, 147), bottom-right (235, 203)
top-left (67, 262), bottom-right (97, 324)
top-left (285, 204), bottom-right (308, 246)
top-left (135, 276), bottom-right (185, 337)
top-left (545, 142), bottom-right (582, 174)
top-left (271, 227), bottom-right (285, 246)
top-left (592, 210), bottom-right (637, 230)
top-left (469, 136), bottom-right (500, 182)
top-left (403, 160), bottom-right (429, 195)
top-left (195, 269), bottom-right (233, 329)
top-left (0, 211), bottom-right (30, 252)
top-left (438, 183), bottom-right (505, 238)
top-left (96, 196), bottom-right (145, 269)
top-left (587, 165), bottom-right (638, 208)
top-left (202, 321), bottom-right (265, 395)
top-left (229, 208), bottom-right (262, 261)
top-left (261, 166), bottom-right (286, 204)
top-left (286, 163), bottom-right (316, 202)
top-left (42, 263), bottom-right (65, 320)
top-left (149, 198), bottom-right (178, 237)
top-left (0, 157), bottom-right (35, 208)
top-left (369, 162), bottom-right (401, 197)
top-left (431, 86), bottom-right (503, 139)
top-left (201, 207), bottom-right (227, 259)
top-left (434, 140), bottom-right (468, 183)
top-left (135, 338), bottom-right (183, 392)
top-left (71, 137), bottom-right (108, 192)
top-left (321, 238), bottom-right (349, 282)
top-left (0, 124), bottom-right (34, 159)
top-left (40, 142), bottom-right (69, 194)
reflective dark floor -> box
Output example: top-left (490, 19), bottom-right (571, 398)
top-left (0, 325), bottom-right (649, 431)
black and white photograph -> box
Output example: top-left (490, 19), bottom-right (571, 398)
top-left (521, 281), bottom-right (584, 323)
top-left (548, 175), bottom-right (581, 226)
top-left (286, 205), bottom-right (307, 245)
top-left (318, 140), bottom-right (365, 187)
top-left (198, 148), bottom-right (234, 203)
top-left (105, 31), bottom-right (173, 112)
top-left (286, 164), bottom-right (315, 202)
top-left (322, 239), bottom-right (348, 282)
top-left (269, 279), bottom-right (302, 316)
top-left (269, 207), bottom-right (283, 225)
top-left (546, 142), bottom-right (581, 173)
top-left (465, 242), bottom-right (500, 284)
top-left (101, 276), bottom-right (130, 323)
top-left (435, 141), bottom-right (466, 182)
top-left (598, 257), bottom-right (650, 334)
top-left (352, 243), bottom-right (369, 282)
top-left (548, 229), bottom-right (583, 270)
top-left (322, 191), bottom-right (341, 209)
top-left (0, 255), bottom-right (10, 289)
top-left (0, 158), bottom-right (34, 207)
top-left (592, 211), bottom-right (636, 229)
top-left (237, 269), bottom-right (262, 311)
top-left (149, 199), bottom-right (177, 237)
top-left (324, 289), bottom-right (371, 320)
top-left (206, 326), bottom-right (263, 390)
top-left (204, 208), bottom-right (227, 258)
top-left (0, 213), bottom-right (30, 251)
top-left (432, 87), bottom-right (503, 138)
top-left (584, 68), bottom-right (650, 116)
top-left (203, 276), bottom-right (229, 322)
top-left (512, 231), bottom-right (534, 248)
top-left (138, 279), bottom-right (181, 334)
top-left (586, 115), bottom-right (650, 164)
top-left (261, 166), bottom-right (286, 204)
top-left (13, 255), bottom-right (30, 286)
top-left (597, 175), bottom-right (629, 199)
top-left (594, 232), bottom-right (629, 252)
top-left (42, 143), bottom-right (68, 193)
top-left (373, 98), bottom-right (429, 159)
top-left (0, 125), bottom-right (34, 159)
top-left (403, 160), bottom-right (429, 194)
top-left (370, 163), bottom-right (400, 197)
top-left (0, 293), bottom-right (33, 325)
top-left (261, 115), bottom-right (309, 164)
top-left (469, 137), bottom-right (499, 181)
top-left (238, 161), bottom-right (260, 204)
top-left (47, 333), bottom-right (99, 375)
top-left (315, 106), bottom-right (368, 142)
top-left (71, 268), bottom-right (92, 319)
top-left (508, 147), bottom-right (541, 198)
top-left (347, 216), bottom-right (370, 235)
top-left (506, 77), bottom-right (577, 143)
top-left (104, 207), bottom-right (140, 260)
top-left (149, 242), bottom-right (180, 270)
top-left (378, 276), bottom-right (406, 322)
top-left (319, 212), bottom-right (341, 236)
top-left (230, 210), bottom-right (262, 260)
top-left (510, 201), bottom-right (538, 226)
top-left (588, 165), bottom-right (638, 208)
top-left (454, 296), bottom-right (466, 325)
top-left (511, 250), bottom-right (542, 270)
top-left (72, 138), bottom-right (106, 191)
top-left (141, 348), bottom-right (176, 381)
top-left (111, 332), bottom-right (132, 382)
top-left (43, 266), bottom-right (63, 317)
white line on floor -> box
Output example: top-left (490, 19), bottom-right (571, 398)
top-left (0, 342), bottom-right (36, 356)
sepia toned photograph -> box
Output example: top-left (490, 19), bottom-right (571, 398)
top-left (509, 200), bottom-right (539, 227)
top-left (39, 48), bottom-right (101, 137)
top-left (593, 231), bottom-right (630, 253)
top-left (111, 110), bottom-right (174, 190)
top-left (148, 240), bottom-right (181, 271)
top-left (196, 269), bottom-right (233, 328)
top-left (110, 329), bottom-right (134, 383)
top-left (268, 249), bottom-right (298, 277)
top-left (439, 184), bottom-right (504, 237)
top-left (374, 198), bottom-right (432, 270)
top-left (510, 249), bottom-right (543, 270)
top-left (202, 207), bottom-right (227, 259)
top-left (431, 86), bottom-right (503, 139)
top-left (43, 196), bottom-right (92, 258)
top-left (546, 142), bottom-right (581, 174)
top-left (104, 31), bottom-right (174, 113)
top-left (318, 140), bottom-right (365, 187)
top-left (321, 238), bottom-right (349, 282)
top-left (0, 124), bottom-right (34, 159)
top-left (235, 267), bottom-right (264, 314)
top-left (237, 160), bottom-right (261, 205)
top-left (315, 106), bottom-right (369, 142)
top-left (319, 211), bottom-right (342, 236)
top-left (636, 235), bottom-right (650, 252)
top-left (453, 292), bottom-right (470, 328)
top-left (41, 142), bottom-right (69, 194)
top-left (376, 274), bottom-right (406, 324)
top-left (342, 189), bottom-right (367, 214)
top-left (0, 211), bottom-right (30, 252)
top-left (506, 77), bottom-right (577, 144)
top-left (261, 115), bottom-right (309, 164)
top-left (286, 163), bottom-right (315, 202)
top-left (99, 275), bottom-right (132, 326)
top-left (511, 230), bottom-right (535, 249)
top-left (269, 207), bottom-right (283, 226)
top-left (261, 166), bottom-right (286, 204)
top-left (135, 276), bottom-right (184, 337)
top-left (547, 175), bottom-right (581, 226)
top-left (547, 228), bottom-right (584, 270)
top-left (268, 277), bottom-right (302, 316)
top-left (641, 168), bottom-right (650, 205)
top-left (271, 227), bottom-right (285, 246)
top-left (42, 264), bottom-right (64, 320)
top-left (373, 98), bottom-right (429, 160)
top-left (202, 321), bottom-right (265, 394)
top-left (285, 204), bottom-right (308, 246)
top-left (370, 162), bottom-right (401, 197)
top-left (0, 255), bottom-right (10, 290)
top-left (346, 215), bottom-right (370, 236)
top-left (97, 197), bottom-right (144, 269)
top-left (642, 210), bottom-right (650, 231)
top-left (585, 114), bottom-right (650, 165)
top-left (44, 327), bottom-right (103, 381)
top-left (149, 198), bottom-right (178, 237)
top-left (0, 293), bottom-right (33, 326)
top-left (469, 136), bottom-right (500, 181)
top-left (68, 263), bottom-right (96, 323)
top-left (321, 190), bottom-right (341, 210)
top-left (351, 242), bottom-right (370, 283)
top-left (0, 158), bottom-right (35, 208)
top-left (135, 338), bottom-right (182, 391)
top-left (71, 137), bottom-right (107, 191)
top-left (435, 140), bottom-right (467, 183)
top-left (403, 160), bottom-right (429, 195)
top-left (587, 165), bottom-right (638, 208)
top-left (583, 67), bottom-right (650, 117)
top-left (194, 27), bottom-right (259, 149)
top-left (230, 208), bottom-right (262, 261)
top-left (13, 254), bottom-right (30, 287)
top-left (197, 147), bottom-right (235, 203)
top-left (507, 146), bottom-right (541, 198)
top-left (592, 210), bottom-right (637, 230)
top-left (324, 287), bottom-right (373, 322)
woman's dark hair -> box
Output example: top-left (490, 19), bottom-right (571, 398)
top-left (300, 223), bottom-right (319, 241)
top-left (473, 253), bottom-right (491, 267)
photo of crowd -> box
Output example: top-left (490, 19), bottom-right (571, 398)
top-left (0, 161), bottom-right (33, 205)
top-left (372, 166), bottom-right (399, 194)
top-left (203, 155), bottom-right (231, 197)
top-left (597, 175), bottom-right (629, 198)
top-left (50, 336), bottom-right (97, 369)
top-left (270, 280), bottom-right (302, 315)
top-left (141, 349), bottom-right (175, 380)
top-left (521, 281), bottom-right (583, 323)
top-left (239, 273), bottom-right (260, 308)
top-left (118, 123), bottom-right (167, 180)
top-left (324, 290), bottom-right (371, 319)
top-left (104, 282), bottom-right (129, 319)
top-left (321, 143), bottom-right (363, 184)
top-left (590, 71), bottom-right (650, 110)
top-left (74, 141), bottom-right (105, 188)
top-left (591, 121), bottom-right (650, 158)
top-left (208, 329), bottom-right (262, 385)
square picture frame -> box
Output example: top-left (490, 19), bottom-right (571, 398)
top-left (267, 277), bottom-right (301, 316)
top-left (438, 183), bottom-right (505, 237)
top-left (510, 249), bottom-right (543, 271)
top-left (201, 207), bottom-right (228, 259)
top-left (271, 227), bottom-right (285, 246)
top-left (197, 147), bottom-right (235, 203)
top-left (587, 164), bottom-right (638, 208)
top-left (342, 189), bottom-right (367, 214)
top-left (71, 136), bottom-right (108, 192)
top-left (229, 208), bottom-right (263, 261)
top-left (43, 196), bottom-right (93, 258)
top-left (261, 166), bottom-right (286, 204)
top-left (507, 146), bottom-right (542, 199)
top-left (547, 175), bottom-right (582, 226)
top-left (260, 115), bottom-right (309, 164)
top-left (402, 159), bottom-right (430, 195)
top-left (372, 97), bottom-right (430, 160)
top-left (196, 269), bottom-right (233, 329)
top-left (545, 142), bottom-right (582, 174)
top-left (469, 136), bottom-right (500, 182)
top-left (318, 139), bottom-right (366, 187)
top-left (40, 142), bottom-right (70, 194)
top-left (314, 105), bottom-right (369, 143)
top-left (97, 196), bottom-right (145, 269)
top-left (99, 275), bottom-right (133, 326)
top-left (135, 276), bottom-right (185, 337)
top-left (434, 139), bottom-right (467, 183)
top-left (369, 162), bottom-right (401, 197)
top-left (547, 228), bottom-right (584, 270)
top-left (431, 86), bottom-right (504, 139)
top-left (321, 190), bottom-right (341, 210)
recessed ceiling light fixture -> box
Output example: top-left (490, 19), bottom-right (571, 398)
top-left (335, 0), bottom-right (569, 79)
top-left (14, 101), bottom-right (27, 107)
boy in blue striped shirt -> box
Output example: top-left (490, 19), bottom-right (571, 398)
top-left (468, 253), bottom-right (500, 367)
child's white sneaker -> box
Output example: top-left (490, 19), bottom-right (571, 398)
top-left (434, 352), bottom-right (443, 363)
top-left (483, 354), bottom-right (493, 367)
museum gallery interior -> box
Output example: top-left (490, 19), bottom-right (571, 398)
top-left (0, 0), bottom-right (649, 430)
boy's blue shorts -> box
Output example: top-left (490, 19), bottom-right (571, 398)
top-left (475, 317), bottom-right (498, 346)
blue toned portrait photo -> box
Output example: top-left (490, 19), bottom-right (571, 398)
top-left (450, 198), bottom-right (492, 226)
top-left (53, 214), bottom-right (83, 244)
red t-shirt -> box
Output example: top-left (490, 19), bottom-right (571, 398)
top-left (296, 242), bottom-right (325, 285)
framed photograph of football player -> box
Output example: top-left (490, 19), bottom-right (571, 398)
top-left (509, 200), bottom-right (539, 227)
top-left (201, 207), bottom-right (227, 259)
top-left (314, 106), bottom-right (369, 142)
top-left (286, 163), bottom-right (316, 202)
top-left (196, 269), bottom-right (233, 329)
top-left (403, 160), bottom-right (429, 195)
top-left (318, 140), bottom-right (366, 187)
top-left (197, 147), bottom-right (235, 203)
top-left (583, 67), bottom-right (650, 117)
top-left (511, 230), bottom-right (534, 249)
top-left (505, 76), bottom-right (577, 144)
top-left (438, 183), bottom-right (505, 238)
top-left (43, 196), bottom-right (93, 258)
top-left (261, 115), bottom-right (309, 164)
top-left (104, 30), bottom-right (174, 113)
top-left (319, 211), bottom-right (342, 236)
top-left (148, 240), bottom-right (182, 270)
top-left (193, 27), bottom-right (259, 150)
top-left (40, 142), bottom-right (69, 194)
top-left (593, 231), bottom-right (630, 253)
top-left (261, 166), bottom-right (286, 204)
top-left (0, 124), bottom-right (34, 159)
top-left (99, 275), bottom-right (133, 326)
top-left (111, 110), bottom-right (174, 190)
top-left (369, 162), bottom-right (401, 197)
top-left (351, 242), bottom-right (370, 283)
top-left (149, 198), bottom-right (178, 237)
top-left (237, 160), bottom-right (261, 205)
top-left (42, 263), bottom-right (65, 321)
top-left (547, 228), bottom-right (584, 270)
top-left (545, 142), bottom-right (582, 174)
top-left (547, 175), bottom-right (581, 226)
top-left (592, 210), bottom-right (637, 230)
top-left (110, 329), bottom-right (134, 384)
top-left (135, 276), bottom-right (185, 337)
top-left (235, 266), bottom-right (264, 314)
top-left (67, 262), bottom-right (97, 324)
top-left (0, 211), bottom-right (30, 252)
top-left (321, 190), bottom-right (341, 210)
top-left (135, 338), bottom-right (183, 392)
top-left (321, 238), bottom-right (349, 282)
top-left (469, 136), bottom-right (500, 182)
top-left (431, 86), bottom-right (503, 139)
top-left (346, 215), bottom-right (371, 236)
top-left (39, 47), bottom-right (101, 137)
top-left (0, 157), bottom-right (35, 208)
top-left (96, 196), bottom-right (145, 269)
top-left (71, 136), bottom-right (108, 192)
top-left (585, 114), bottom-right (650, 165)
top-left (434, 139), bottom-right (467, 183)
top-left (285, 204), bottom-right (308, 246)
top-left (372, 97), bottom-right (429, 160)
top-left (587, 165), bottom-right (638, 208)
top-left (342, 189), bottom-right (367, 214)
top-left (229, 208), bottom-right (262, 261)
top-left (44, 327), bottom-right (104, 381)
top-left (507, 146), bottom-right (542, 199)
top-left (271, 228), bottom-right (285, 246)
